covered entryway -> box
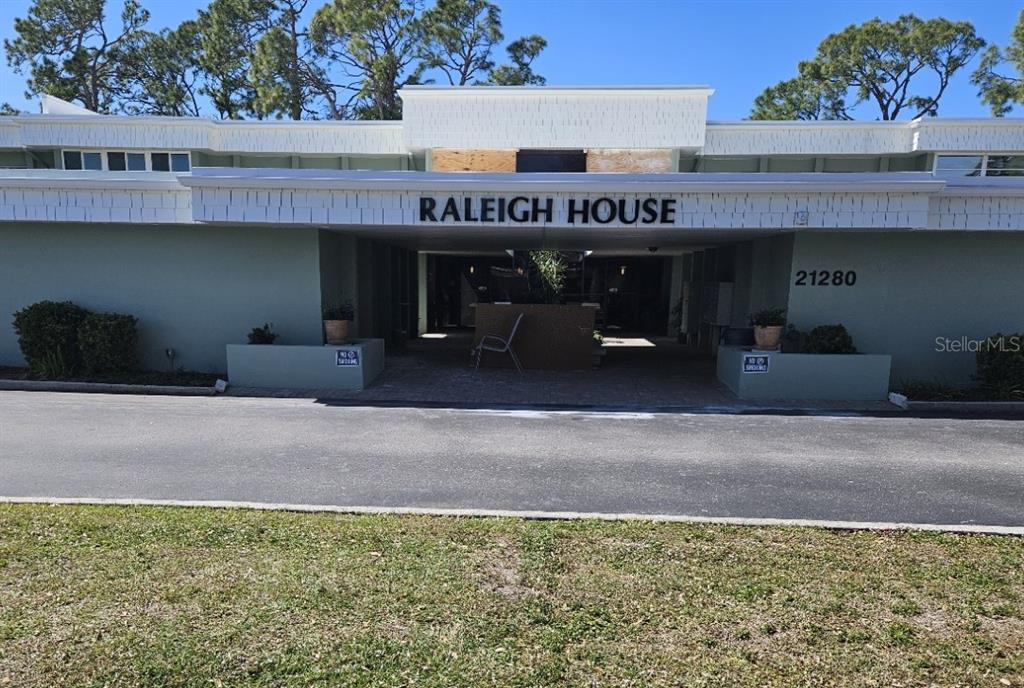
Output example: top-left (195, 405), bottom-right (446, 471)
top-left (426, 252), bottom-right (672, 336)
top-left (180, 168), bottom-right (858, 403)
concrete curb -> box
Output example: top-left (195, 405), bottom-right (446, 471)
top-left (907, 400), bottom-right (1024, 416)
top-left (3, 381), bottom-right (1022, 418)
top-left (229, 390), bottom-right (894, 415)
top-left (2, 496), bottom-right (1022, 536)
top-left (0, 379), bottom-right (217, 396)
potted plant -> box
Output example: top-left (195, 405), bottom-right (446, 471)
top-left (247, 322), bottom-right (278, 345)
top-left (323, 301), bottom-right (355, 344)
top-left (750, 308), bottom-right (787, 349)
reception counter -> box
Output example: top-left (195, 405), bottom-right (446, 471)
top-left (473, 303), bottom-right (596, 370)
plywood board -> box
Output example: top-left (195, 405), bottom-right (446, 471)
top-left (586, 149), bottom-right (675, 173)
top-left (431, 149), bottom-right (517, 172)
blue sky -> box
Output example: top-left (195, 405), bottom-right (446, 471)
top-left (0, 0), bottom-right (1020, 119)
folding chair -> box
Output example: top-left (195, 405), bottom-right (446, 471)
top-left (473, 312), bottom-right (525, 373)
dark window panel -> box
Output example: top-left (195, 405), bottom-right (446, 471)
top-left (516, 150), bottom-right (586, 173)
top-left (170, 153), bottom-right (190, 172)
top-left (151, 152), bottom-right (170, 171)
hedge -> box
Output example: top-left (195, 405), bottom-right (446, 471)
top-left (78, 313), bottom-right (139, 374)
top-left (12, 300), bottom-right (91, 374)
top-left (806, 324), bottom-right (857, 354)
top-left (976, 333), bottom-right (1024, 399)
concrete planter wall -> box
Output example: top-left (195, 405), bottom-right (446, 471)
top-left (226, 339), bottom-right (384, 391)
top-left (717, 345), bottom-right (891, 400)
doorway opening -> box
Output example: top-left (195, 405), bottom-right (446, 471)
top-left (426, 252), bottom-right (671, 337)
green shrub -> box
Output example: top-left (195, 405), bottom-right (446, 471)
top-left (807, 324), bottom-right (857, 354)
top-left (323, 301), bottom-right (355, 320)
top-left (976, 333), bottom-right (1024, 399)
top-left (77, 313), bottom-right (138, 374)
top-left (247, 322), bottom-right (278, 344)
top-left (750, 308), bottom-right (786, 327)
top-left (12, 300), bottom-right (91, 373)
top-left (897, 379), bottom-right (977, 401)
top-left (32, 349), bottom-right (69, 378)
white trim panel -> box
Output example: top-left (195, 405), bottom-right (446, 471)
top-left (703, 119), bottom-right (1024, 156)
top-left (0, 172), bottom-right (190, 223)
top-left (0, 117), bottom-right (405, 155)
top-left (399, 90), bottom-right (711, 150)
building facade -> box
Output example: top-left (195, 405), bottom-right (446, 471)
top-left (1, 86), bottom-right (1022, 386)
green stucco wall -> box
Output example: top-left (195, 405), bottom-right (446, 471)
top-left (318, 230), bottom-right (360, 336)
top-left (749, 235), bottom-right (794, 316)
top-left (0, 223), bottom-right (325, 373)
top-left (785, 232), bottom-right (1024, 385)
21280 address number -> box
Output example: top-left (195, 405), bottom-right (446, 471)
top-left (794, 270), bottom-right (857, 286)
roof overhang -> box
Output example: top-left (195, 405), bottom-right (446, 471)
top-left (178, 169), bottom-right (947, 242)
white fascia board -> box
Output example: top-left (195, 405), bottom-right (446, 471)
top-left (0, 170), bottom-right (183, 190)
top-left (706, 118), bottom-right (1024, 130)
top-left (938, 178), bottom-right (1024, 196)
top-left (5, 113), bottom-right (402, 128)
top-left (0, 115), bottom-right (405, 154)
top-left (399, 85), bottom-right (715, 98)
top-left (180, 169), bottom-right (947, 194)
top-left (706, 120), bottom-right (910, 130)
top-left (703, 118), bottom-right (1024, 156)
top-left (911, 117), bottom-right (1024, 128)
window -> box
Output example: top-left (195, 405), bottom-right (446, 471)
top-left (516, 150), bottom-right (586, 173)
top-left (934, 155), bottom-right (983, 178)
top-left (171, 153), bottom-right (191, 172)
top-left (62, 149), bottom-right (188, 172)
top-left (984, 155), bottom-right (1024, 177)
top-left (150, 152), bottom-right (170, 172)
top-left (934, 154), bottom-right (1024, 178)
top-left (107, 152), bottom-right (127, 171)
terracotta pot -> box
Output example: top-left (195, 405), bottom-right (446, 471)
top-left (753, 325), bottom-right (783, 349)
top-left (324, 319), bottom-right (350, 344)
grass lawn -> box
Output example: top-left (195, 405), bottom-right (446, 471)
top-left (0, 505), bottom-right (1021, 687)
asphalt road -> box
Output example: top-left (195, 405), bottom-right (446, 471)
top-left (1, 391), bottom-right (1023, 527)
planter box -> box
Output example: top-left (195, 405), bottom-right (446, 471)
top-left (717, 345), bottom-right (891, 400)
top-left (226, 339), bottom-right (384, 391)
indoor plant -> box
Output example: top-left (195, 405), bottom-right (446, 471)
top-left (323, 301), bottom-right (355, 344)
top-left (750, 307), bottom-right (787, 349)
